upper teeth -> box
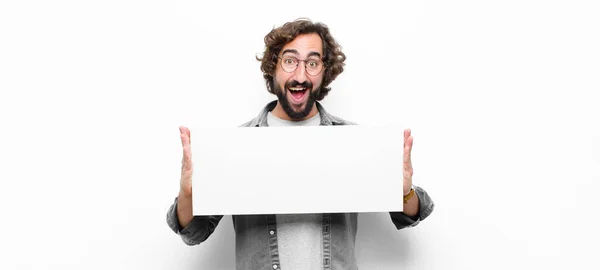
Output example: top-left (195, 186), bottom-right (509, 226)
top-left (289, 87), bottom-right (304, 91)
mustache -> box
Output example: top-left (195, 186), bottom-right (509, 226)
top-left (285, 80), bottom-right (312, 90)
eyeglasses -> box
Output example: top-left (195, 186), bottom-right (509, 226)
top-left (277, 56), bottom-right (325, 76)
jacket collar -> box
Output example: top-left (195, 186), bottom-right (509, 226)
top-left (244, 100), bottom-right (352, 127)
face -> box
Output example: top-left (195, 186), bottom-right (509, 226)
top-left (272, 33), bottom-right (325, 120)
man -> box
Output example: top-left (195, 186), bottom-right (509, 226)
top-left (166, 18), bottom-right (435, 270)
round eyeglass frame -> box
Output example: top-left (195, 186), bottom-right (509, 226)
top-left (276, 56), bottom-right (326, 76)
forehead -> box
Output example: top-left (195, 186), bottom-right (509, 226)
top-left (281, 33), bottom-right (323, 57)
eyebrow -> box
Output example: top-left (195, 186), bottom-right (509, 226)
top-left (281, 49), bottom-right (322, 58)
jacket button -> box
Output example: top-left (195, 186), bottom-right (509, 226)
top-left (272, 264), bottom-right (278, 269)
top-left (269, 230), bottom-right (275, 235)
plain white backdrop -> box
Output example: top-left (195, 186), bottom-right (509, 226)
top-left (1, 0), bottom-right (599, 269)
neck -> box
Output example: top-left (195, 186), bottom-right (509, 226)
top-left (271, 101), bottom-right (319, 121)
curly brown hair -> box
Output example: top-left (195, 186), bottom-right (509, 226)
top-left (256, 18), bottom-right (346, 101)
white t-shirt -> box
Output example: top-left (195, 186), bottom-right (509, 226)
top-left (267, 111), bottom-right (323, 270)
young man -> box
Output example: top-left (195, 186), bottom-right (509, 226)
top-left (166, 18), bottom-right (435, 270)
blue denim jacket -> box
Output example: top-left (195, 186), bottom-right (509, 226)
top-left (166, 100), bottom-right (435, 270)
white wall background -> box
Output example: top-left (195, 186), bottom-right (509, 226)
top-left (1, 0), bottom-right (599, 269)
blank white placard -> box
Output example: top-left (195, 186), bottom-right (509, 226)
top-left (191, 125), bottom-right (406, 215)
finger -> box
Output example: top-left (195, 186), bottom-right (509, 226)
top-left (182, 134), bottom-right (191, 155)
top-left (179, 126), bottom-right (185, 147)
top-left (404, 137), bottom-right (413, 165)
top-left (185, 127), bottom-right (191, 145)
top-left (181, 134), bottom-right (192, 167)
top-left (407, 136), bottom-right (413, 162)
top-left (180, 126), bottom-right (191, 146)
top-left (403, 134), bottom-right (410, 160)
top-left (404, 129), bottom-right (410, 147)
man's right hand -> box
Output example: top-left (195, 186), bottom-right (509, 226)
top-left (177, 126), bottom-right (194, 228)
top-left (180, 126), bottom-right (193, 197)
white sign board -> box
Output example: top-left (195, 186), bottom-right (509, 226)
top-left (191, 125), bottom-right (406, 215)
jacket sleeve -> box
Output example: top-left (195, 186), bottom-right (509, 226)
top-left (166, 196), bottom-right (224, 245)
top-left (388, 185), bottom-right (435, 230)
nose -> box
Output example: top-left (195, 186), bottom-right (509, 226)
top-left (291, 61), bottom-right (308, 83)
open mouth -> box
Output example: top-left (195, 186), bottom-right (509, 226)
top-left (288, 86), bottom-right (308, 103)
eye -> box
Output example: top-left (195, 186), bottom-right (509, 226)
top-left (283, 58), bottom-right (297, 65)
top-left (308, 61), bottom-right (319, 67)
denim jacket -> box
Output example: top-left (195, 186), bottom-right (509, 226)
top-left (166, 100), bottom-right (435, 270)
